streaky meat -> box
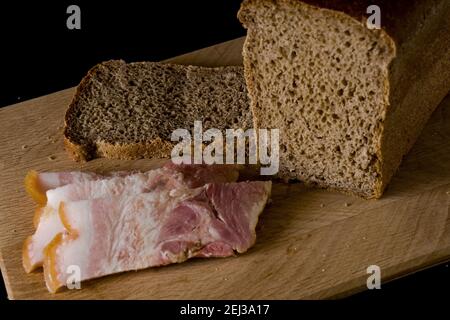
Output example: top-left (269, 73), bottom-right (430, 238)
top-left (24, 171), bottom-right (163, 273)
top-left (24, 163), bottom-right (238, 205)
top-left (43, 181), bottom-right (271, 293)
top-left (162, 162), bottom-right (240, 188)
top-left (23, 164), bottom-right (240, 272)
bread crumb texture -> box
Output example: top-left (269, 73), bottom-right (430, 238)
top-left (239, 0), bottom-right (450, 198)
top-left (64, 60), bottom-right (251, 161)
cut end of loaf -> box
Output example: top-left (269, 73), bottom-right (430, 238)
top-left (239, 0), bottom-right (396, 198)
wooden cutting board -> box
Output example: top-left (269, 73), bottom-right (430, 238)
top-left (0, 37), bottom-right (449, 300)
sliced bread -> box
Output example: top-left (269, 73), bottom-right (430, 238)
top-left (64, 60), bottom-right (251, 161)
top-left (238, 0), bottom-right (450, 198)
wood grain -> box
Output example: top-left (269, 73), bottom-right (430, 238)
top-left (0, 37), bottom-right (449, 300)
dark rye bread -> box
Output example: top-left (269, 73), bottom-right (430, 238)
top-left (64, 60), bottom-right (252, 161)
top-left (238, 0), bottom-right (450, 198)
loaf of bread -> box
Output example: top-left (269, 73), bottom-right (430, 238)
top-left (64, 60), bottom-right (251, 161)
top-left (238, 0), bottom-right (450, 198)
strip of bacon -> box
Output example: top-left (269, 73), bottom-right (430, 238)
top-left (23, 164), bottom-right (240, 273)
top-left (24, 163), bottom-right (238, 205)
top-left (24, 172), bottom-right (161, 273)
top-left (43, 181), bottom-right (271, 293)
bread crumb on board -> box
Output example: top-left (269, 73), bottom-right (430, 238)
top-left (48, 155), bottom-right (56, 161)
top-left (21, 144), bottom-right (28, 150)
top-left (344, 202), bottom-right (351, 207)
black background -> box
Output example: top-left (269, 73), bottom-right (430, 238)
top-left (0, 0), bottom-right (448, 301)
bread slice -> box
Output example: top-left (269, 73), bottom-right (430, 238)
top-left (238, 0), bottom-right (450, 198)
top-left (64, 60), bottom-right (251, 161)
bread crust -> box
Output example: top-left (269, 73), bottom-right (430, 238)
top-left (63, 137), bottom-right (92, 162)
top-left (64, 137), bottom-right (174, 162)
top-left (239, 0), bottom-right (431, 45)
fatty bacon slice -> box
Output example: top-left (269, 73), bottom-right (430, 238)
top-left (44, 181), bottom-right (271, 293)
top-left (22, 164), bottom-right (239, 273)
top-left (24, 170), bottom-right (166, 273)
